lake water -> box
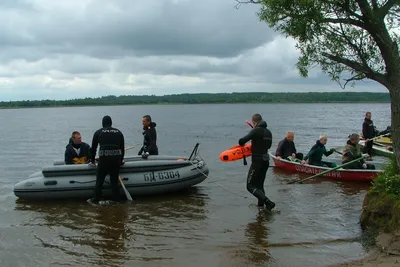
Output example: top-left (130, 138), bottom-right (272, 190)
top-left (0, 103), bottom-right (392, 267)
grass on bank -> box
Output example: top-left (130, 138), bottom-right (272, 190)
top-left (371, 156), bottom-right (400, 200)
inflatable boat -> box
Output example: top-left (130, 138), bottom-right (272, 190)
top-left (13, 143), bottom-right (209, 200)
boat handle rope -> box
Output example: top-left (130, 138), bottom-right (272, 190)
top-left (188, 159), bottom-right (249, 199)
top-left (69, 180), bottom-right (110, 185)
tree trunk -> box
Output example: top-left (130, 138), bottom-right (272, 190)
top-left (389, 86), bottom-right (400, 172)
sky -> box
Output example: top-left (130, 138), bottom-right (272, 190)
top-left (0, 0), bottom-right (389, 101)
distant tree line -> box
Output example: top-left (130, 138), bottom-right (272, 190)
top-left (0, 92), bottom-right (390, 109)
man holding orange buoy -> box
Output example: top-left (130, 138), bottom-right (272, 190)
top-left (238, 114), bottom-right (276, 211)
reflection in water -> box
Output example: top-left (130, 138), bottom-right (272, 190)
top-left (225, 209), bottom-right (275, 266)
top-left (14, 188), bottom-right (209, 266)
top-left (244, 210), bottom-right (274, 265)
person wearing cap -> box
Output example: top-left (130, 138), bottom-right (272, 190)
top-left (342, 134), bottom-right (375, 169)
top-left (87, 115), bottom-right (125, 204)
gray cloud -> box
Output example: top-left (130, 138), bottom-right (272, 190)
top-left (2, 0), bottom-right (274, 58)
top-left (0, 0), bottom-right (386, 101)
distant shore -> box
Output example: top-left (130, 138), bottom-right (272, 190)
top-left (0, 92), bottom-right (390, 110)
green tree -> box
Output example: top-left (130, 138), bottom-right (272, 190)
top-left (235, 0), bottom-right (400, 170)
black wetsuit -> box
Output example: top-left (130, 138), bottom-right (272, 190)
top-left (362, 118), bottom-right (376, 155)
top-left (138, 122), bottom-right (158, 156)
top-left (90, 116), bottom-right (125, 202)
top-left (238, 120), bottom-right (275, 210)
top-left (64, 142), bottom-right (91, 164)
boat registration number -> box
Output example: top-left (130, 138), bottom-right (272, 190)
top-left (143, 171), bottom-right (181, 182)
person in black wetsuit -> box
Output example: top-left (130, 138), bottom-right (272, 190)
top-left (87, 115), bottom-right (125, 204)
top-left (238, 114), bottom-right (275, 211)
top-left (138, 115), bottom-right (158, 159)
top-left (64, 131), bottom-right (91, 164)
top-left (362, 112), bottom-right (378, 157)
top-left (275, 131), bottom-right (303, 161)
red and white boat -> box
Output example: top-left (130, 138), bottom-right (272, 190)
top-left (269, 153), bottom-right (382, 182)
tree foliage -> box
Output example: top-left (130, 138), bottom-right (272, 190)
top-left (235, 0), bottom-right (400, 90)
top-left (0, 92), bottom-right (390, 109)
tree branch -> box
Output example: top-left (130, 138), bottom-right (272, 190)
top-left (338, 23), bottom-right (370, 68)
top-left (371, 0), bottom-right (379, 10)
top-left (234, 0), bottom-right (261, 9)
top-left (322, 52), bottom-right (388, 86)
top-left (343, 0), bottom-right (364, 20)
top-left (379, 0), bottom-right (399, 17)
top-left (340, 74), bottom-right (367, 89)
top-left (323, 18), bottom-right (366, 29)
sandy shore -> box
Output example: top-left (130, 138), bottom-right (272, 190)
top-left (332, 232), bottom-right (400, 267)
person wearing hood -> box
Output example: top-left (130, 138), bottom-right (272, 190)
top-left (87, 115), bottom-right (125, 204)
top-left (362, 112), bottom-right (378, 157)
top-left (301, 135), bottom-right (336, 167)
top-left (342, 134), bottom-right (375, 169)
top-left (238, 113), bottom-right (275, 211)
top-left (64, 131), bottom-right (91, 164)
top-left (138, 115), bottom-right (158, 159)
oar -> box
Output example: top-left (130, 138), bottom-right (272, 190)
top-left (119, 176), bottom-right (133, 202)
top-left (364, 133), bottom-right (391, 143)
top-left (287, 155), bottom-right (367, 184)
top-left (124, 145), bottom-right (135, 151)
top-left (332, 149), bottom-right (343, 155)
top-left (118, 146), bottom-right (135, 201)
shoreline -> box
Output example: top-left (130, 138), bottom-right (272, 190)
top-left (0, 101), bottom-right (391, 110)
top-left (0, 92), bottom-right (390, 110)
top-left (332, 232), bottom-right (400, 267)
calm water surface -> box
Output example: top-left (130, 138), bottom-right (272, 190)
top-left (0, 103), bottom-right (391, 267)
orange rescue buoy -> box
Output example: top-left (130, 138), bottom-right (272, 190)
top-left (219, 144), bottom-right (252, 162)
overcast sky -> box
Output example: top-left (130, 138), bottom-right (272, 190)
top-left (0, 0), bottom-right (387, 101)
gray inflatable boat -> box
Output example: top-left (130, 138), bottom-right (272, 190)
top-left (13, 143), bottom-right (209, 200)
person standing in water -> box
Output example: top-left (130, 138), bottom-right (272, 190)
top-left (138, 115), bottom-right (158, 158)
top-left (88, 115), bottom-right (125, 204)
top-left (238, 114), bottom-right (275, 211)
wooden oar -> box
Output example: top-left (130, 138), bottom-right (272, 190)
top-left (364, 133), bottom-right (391, 143)
top-left (287, 155), bottom-right (367, 184)
top-left (119, 176), bottom-right (133, 202)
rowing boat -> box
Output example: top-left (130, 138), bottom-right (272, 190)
top-left (269, 153), bottom-right (382, 182)
top-left (358, 140), bottom-right (393, 158)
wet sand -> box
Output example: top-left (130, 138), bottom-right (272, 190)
top-left (332, 232), bottom-right (400, 267)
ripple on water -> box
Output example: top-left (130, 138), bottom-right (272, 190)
top-left (0, 103), bottom-right (392, 266)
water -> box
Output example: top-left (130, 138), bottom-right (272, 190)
top-left (0, 103), bottom-right (391, 267)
